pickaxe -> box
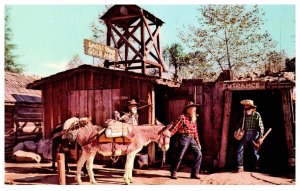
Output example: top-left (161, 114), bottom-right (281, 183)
top-left (252, 128), bottom-right (272, 149)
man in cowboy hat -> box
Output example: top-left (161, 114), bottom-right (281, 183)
top-left (169, 100), bottom-right (202, 179)
top-left (116, 99), bottom-right (139, 126)
top-left (236, 99), bottom-right (264, 172)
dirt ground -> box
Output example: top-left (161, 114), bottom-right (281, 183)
top-left (4, 161), bottom-right (295, 186)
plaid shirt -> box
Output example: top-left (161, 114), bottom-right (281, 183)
top-left (239, 111), bottom-right (264, 137)
top-left (170, 114), bottom-right (200, 146)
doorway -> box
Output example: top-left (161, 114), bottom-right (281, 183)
top-left (226, 90), bottom-right (289, 173)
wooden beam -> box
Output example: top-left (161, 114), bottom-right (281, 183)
top-left (110, 14), bottom-right (139, 20)
top-left (141, 14), bottom-right (165, 70)
top-left (148, 85), bottom-right (155, 165)
top-left (141, 16), bottom-right (146, 74)
top-left (281, 89), bottom-right (294, 156)
top-left (116, 19), bottom-right (141, 48)
top-left (57, 153), bottom-right (66, 185)
top-left (144, 59), bottom-right (161, 68)
top-left (218, 90), bottom-right (232, 168)
top-left (106, 20), bottom-right (144, 59)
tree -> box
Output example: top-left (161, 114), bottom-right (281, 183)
top-left (88, 5), bottom-right (112, 66)
top-left (264, 50), bottom-right (287, 74)
top-left (5, 7), bottom-right (23, 73)
top-left (163, 43), bottom-right (186, 81)
top-left (66, 54), bottom-right (84, 69)
top-left (180, 5), bottom-right (276, 77)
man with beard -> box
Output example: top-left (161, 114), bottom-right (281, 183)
top-left (169, 101), bottom-right (202, 180)
top-left (115, 99), bottom-right (139, 125)
top-left (236, 99), bottom-right (264, 172)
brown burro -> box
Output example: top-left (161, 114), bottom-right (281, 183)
top-left (61, 117), bottom-right (171, 185)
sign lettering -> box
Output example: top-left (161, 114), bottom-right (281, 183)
top-left (84, 39), bottom-right (118, 62)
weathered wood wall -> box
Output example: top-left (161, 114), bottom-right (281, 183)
top-left (165, 78), bottom-right (295, 171)
top-left (38, 67), bottom-right (155, 138)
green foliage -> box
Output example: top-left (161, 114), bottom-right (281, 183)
top-left (163, 43), bottom-right (186, 81)
top-left (5, 7), bottom-right (23, 73)
top-left (179, 5), bottom-right (277, 77)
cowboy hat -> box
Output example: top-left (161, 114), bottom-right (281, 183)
top-left (128, 99), bottom-right (138, 107)
top-left (184, 100), bottom-right (199, 111)
top-left (240, 99), bottom-right (257, 108)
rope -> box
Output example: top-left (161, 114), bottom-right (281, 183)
top-left (250, 172), bottom-right (280, 185)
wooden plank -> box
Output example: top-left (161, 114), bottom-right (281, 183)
top-left (139, 81), bottom-right (148, 124)
top-left (94, 90), bottom-right (103, 125)
top-left (68, 91), bottom-right (76, 117)
top-left (87, 90), bottom-right (95, 123)
top-left (93, 71), bottom-right (102, 89)
top-left (79, 90), bottom-right (88, 117)
top-left (85, 70), bottom-right (94, 89)
top-left (77, 72), bottom-right (85, 90)
top-left (202, 86), bottom-right (213, 157)
top-left (52, 80), bottom-right (61, 129)
top-left (57, 153), bottom-right (66, 185)
top-left (218, 90), bottom-right (232, 168)
top-left (212, 83), bottom-right (224, 162)
top-left (111, 89), bottom-right (121, 118)
top-left (281, 89), bottom-right (294, 154)
top-left (148, 85), bottom-right (155, 165)
top-left (102, 89), bottom-right (112, 122)
top-left (44, 83), bottom-right (53, 138)
top-left (60, 79), bottom-right (68, 123)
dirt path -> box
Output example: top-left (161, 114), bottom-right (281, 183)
top-left (4, 162), bottom-right (295, 185)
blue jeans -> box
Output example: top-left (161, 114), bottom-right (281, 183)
top-left (237, 130), bottom-right (260, 167)
top-left (171, 135), bottom-right (202, 176)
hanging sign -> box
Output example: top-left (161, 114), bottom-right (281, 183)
top-left (84, 39), bottom-right (118, 62)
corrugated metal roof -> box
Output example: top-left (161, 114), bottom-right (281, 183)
top-left (5, 72), bottom-right (42, 103)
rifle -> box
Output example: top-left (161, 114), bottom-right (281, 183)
top-left (252, 128), bottom-right (272, 149)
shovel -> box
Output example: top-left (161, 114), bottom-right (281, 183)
top-left (252, 128), bottom-right (272, 149)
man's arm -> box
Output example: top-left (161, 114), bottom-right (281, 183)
top-left (170, 116), bottom-right (183, 136)
top-left (257, 113), bottom-right (264, 138)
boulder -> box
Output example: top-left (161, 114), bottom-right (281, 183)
top-left (13, 150), bottom-right (41, 163)
top-left (37, 139), bottom-right (52, 160)
top-left (24, 141), bottom-right (37, 152)
top-left (13, 142), bottom-right (24, 153)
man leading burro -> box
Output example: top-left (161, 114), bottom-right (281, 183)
top-left (235, 99), bottom-right (265, 172)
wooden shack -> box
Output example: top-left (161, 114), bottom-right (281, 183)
top-left (5, 72), bottom-right (42, 160)
top-left (164, 70), bottom-right (295, 173)
top-left (27, 64), bottom-right (179, 164)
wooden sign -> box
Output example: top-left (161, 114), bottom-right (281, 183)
top-left (266, 81), bottom-right (293, 89)
top-left (84, 39), bottom-right (118, 62)
top-left (221, 81), bottom-right (265, 90)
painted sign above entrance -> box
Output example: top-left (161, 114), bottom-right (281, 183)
top-left (221, 81), bottom-right (265, 90)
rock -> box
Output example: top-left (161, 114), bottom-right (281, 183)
top-left (13, 150), bottom-right (41, 163)
top-left (24, 141), bottom-right (37, 152)
top-left (13, 142), bottom-right (24, 153)
top-left (37, 139), bottom-right (52, 160)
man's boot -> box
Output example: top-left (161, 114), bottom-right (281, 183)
top-left (170, 172), bottom-right (178, 179)
top-left (237, 166), bottom-right (244, 173)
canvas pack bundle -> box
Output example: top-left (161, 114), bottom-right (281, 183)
top-left (105, 119), bottom-right (131, 138)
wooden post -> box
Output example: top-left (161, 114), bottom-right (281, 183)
top-left (281, 89), bottom-right (294, 155)
top-left (57, 153), bottom-right (66, 185)
top-left (218, 91), bottom-right (232, 168)
top-left (148, 85), bottom-right (156, 165)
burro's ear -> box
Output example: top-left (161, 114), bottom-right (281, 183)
top-left (155, 118), bottom-right (162, 125)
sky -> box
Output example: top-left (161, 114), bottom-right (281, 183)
top-left (4, 3), bottom-right (296, 77)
